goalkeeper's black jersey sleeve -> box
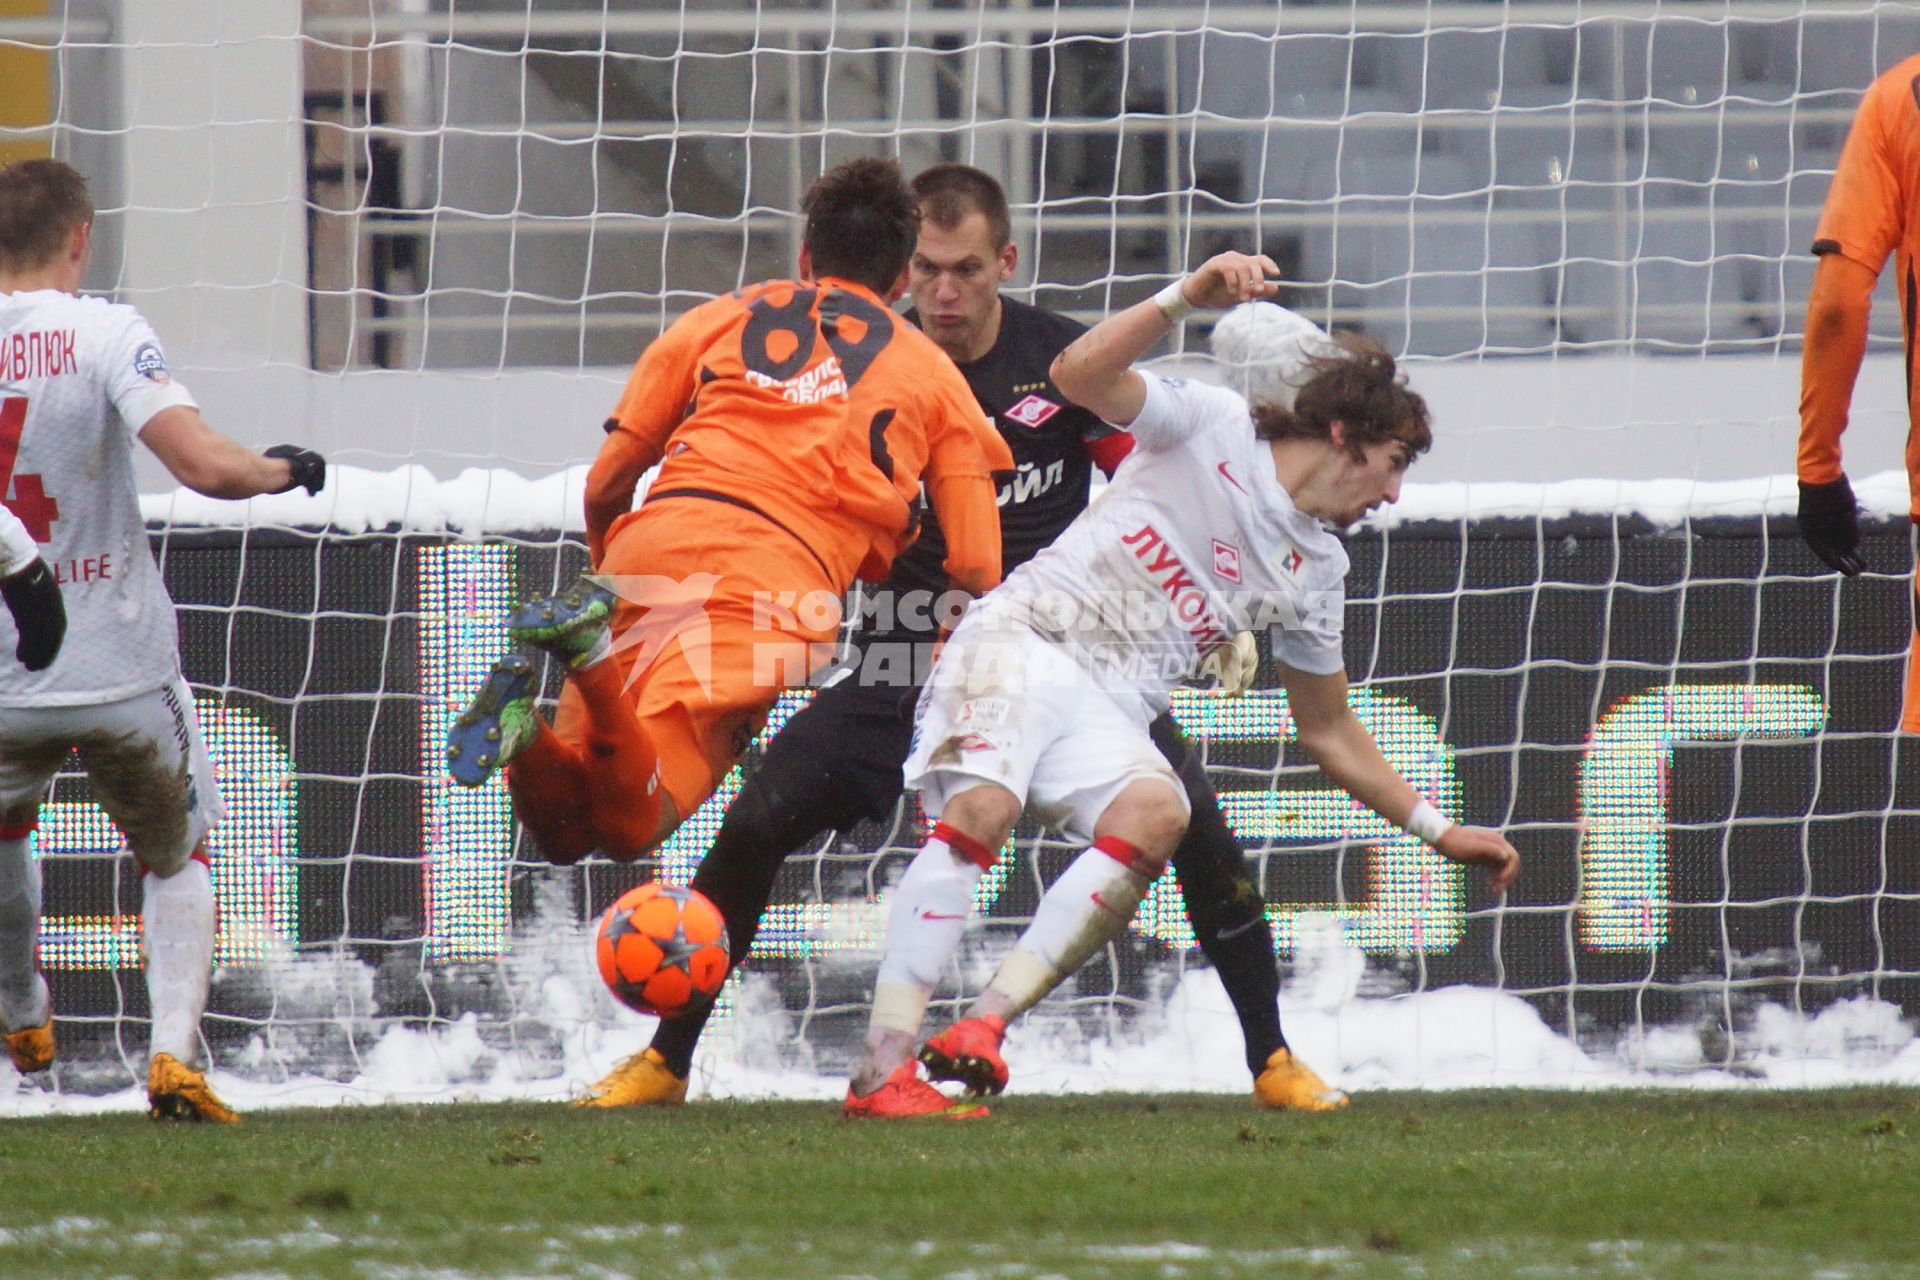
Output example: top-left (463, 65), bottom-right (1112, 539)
top-left (862, 298), bottom-right (1125, 646)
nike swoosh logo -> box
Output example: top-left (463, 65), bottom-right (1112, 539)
top-left (920, 910), bottom-right (967, 921)
top-left (1217, 461), bottom-right (1248, 495)
top-left (1215, 915), bottom-right (1266, 942)
top-left (1090, 892), bottom-right (1131, 921)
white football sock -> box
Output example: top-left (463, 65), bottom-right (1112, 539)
top-left (0, 834), bottom-right (48, 1032)
top-left (867, 826), bottom-right (992, 1038)
top-left (982, 838), bottom-right (1157, 1017)
top-left (143, 857), bottom-right (216, 1064)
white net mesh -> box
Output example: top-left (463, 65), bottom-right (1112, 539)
top-left (5, 1), bottom-right (1920, 1111)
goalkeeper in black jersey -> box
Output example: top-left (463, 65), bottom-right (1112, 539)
top-left (577, 164), bottom-right (1345, 1112)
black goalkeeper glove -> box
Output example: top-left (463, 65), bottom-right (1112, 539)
top-left (1, 559), bottom-right (65, 671)
top-left (1797, 476), bottom-right (1865, 577)
top-left (265, 444), bottom-right (327, 496)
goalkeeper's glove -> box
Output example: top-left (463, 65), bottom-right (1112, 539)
top-left (1, 559), bottom-right (65, 671)
top-left (265, 445), bottom-right (328, 496)
top-left (1198, 631), bottom-right (1261, 696)
top-left (1798, 476), bottom-right (1865, 577)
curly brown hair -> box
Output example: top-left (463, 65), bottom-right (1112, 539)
top-left (801, 156), bottom-right (920, 295)
top-left (0, 159), bottom-right (92, 273)
top-left (1250, 331), bottom-right (1432, 460)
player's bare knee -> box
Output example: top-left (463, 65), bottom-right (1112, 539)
top-left (1096, 778), bottom-right (1188, 865)
top-left (936, 783), bottom-right (1019, 854)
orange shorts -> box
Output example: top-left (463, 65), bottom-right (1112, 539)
top-left (555, 500), bottom-right (842, 816)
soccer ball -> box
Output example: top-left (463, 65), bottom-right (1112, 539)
top-left (594, 882), bottom-right (731, 1018)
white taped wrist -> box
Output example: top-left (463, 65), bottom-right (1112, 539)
top-left (1152, 279), bottom-right (1196, 323)
top-left (1405, 799), bottom-right (1453, 846)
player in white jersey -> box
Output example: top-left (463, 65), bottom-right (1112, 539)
top-left (0, 159), bottom-right (326, 1121)
top-left (845, 251), bottom-right (1520, 1118)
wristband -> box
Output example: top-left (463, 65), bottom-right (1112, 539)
top-left (1405, 798), bottom-right (1453, 845)
top-left (1152, 279), bottom-right (1196, 323)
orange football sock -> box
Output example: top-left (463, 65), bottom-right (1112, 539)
top-left (574, 657), bottom-right (668, 859)
top-left (505, 720), bottom-right (597, 865)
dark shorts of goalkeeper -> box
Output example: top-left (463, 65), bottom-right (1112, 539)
top-left (746, 672), bottom-right (921, 833)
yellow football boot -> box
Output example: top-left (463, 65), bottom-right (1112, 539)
top-left (4, 1020), bottom-right (53, 1074)
top-left (147, 1053), bottom-right (241, 1123)
top-left (1253, 1047), bottom-right (1349, 1112)
top-left (574, 1047), bottom-right (688, 1108)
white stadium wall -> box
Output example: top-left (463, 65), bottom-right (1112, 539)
top-left (169, 345), bottom-right (1916, 490)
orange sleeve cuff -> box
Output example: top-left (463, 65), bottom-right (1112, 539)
top-left (927, 472), bottom-right (1003, 597)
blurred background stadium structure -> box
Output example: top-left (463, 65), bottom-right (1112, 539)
top-left (297, 0), bottom-right (1903, 368)
top-left (3, 1), bottom-right (1920, 1105)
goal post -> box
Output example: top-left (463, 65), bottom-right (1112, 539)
top-left (7, 1), bottom-right (1920, 1109)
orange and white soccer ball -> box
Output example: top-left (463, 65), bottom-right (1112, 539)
top-left (594, 883), bottom-right (730, 1019)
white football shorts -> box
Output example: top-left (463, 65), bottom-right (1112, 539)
top-left (0, 677), bottom-right (224, 875)
top-left (903, 609), bottom-right (1187, 844)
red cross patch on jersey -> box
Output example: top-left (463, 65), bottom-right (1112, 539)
top-left (1003, 394), bottom-right (1062, 429)
top-left (1212, 539), bottom-right (1242, 582)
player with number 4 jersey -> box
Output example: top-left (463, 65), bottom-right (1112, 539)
top-left (0, 279), bottom-right (198, 704)
top-left (446, 158), bottom-right (1012, 864)
top-left (0, 159), bottom-right (327, 1121)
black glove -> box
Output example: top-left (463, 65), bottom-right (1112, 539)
top-left (1, 558), bottom-right (65, 671)
top-left (265, 445), bottom-right (327, 496)
top-left (1798, 476), bottom-right (1865, 577)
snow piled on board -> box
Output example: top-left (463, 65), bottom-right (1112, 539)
top-left (6, 914), bottom-right (1915, 1117)
top-left (138, 463), bottom-right (1915, 536)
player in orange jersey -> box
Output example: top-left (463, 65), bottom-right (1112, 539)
top-left (1797, 51), bottom-right (1920, 732)
top-left (447, 157), bottom-right (1014, 863)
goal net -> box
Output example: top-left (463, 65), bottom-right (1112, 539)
top-left (7, 0), bottom-right (1920, 1109)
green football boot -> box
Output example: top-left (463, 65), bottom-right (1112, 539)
top-left (445, 653), bottom-right (538, 788)
top-left (507, 578), bottom-right (615, 668)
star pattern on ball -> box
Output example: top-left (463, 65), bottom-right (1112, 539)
top-left (602, 906), bottom-right (643, 949)
top-left (652, 921), bottom-right (702, 976)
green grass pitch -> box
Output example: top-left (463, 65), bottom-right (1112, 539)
top-left (2, 1089), bottom-right (1916, 1278)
